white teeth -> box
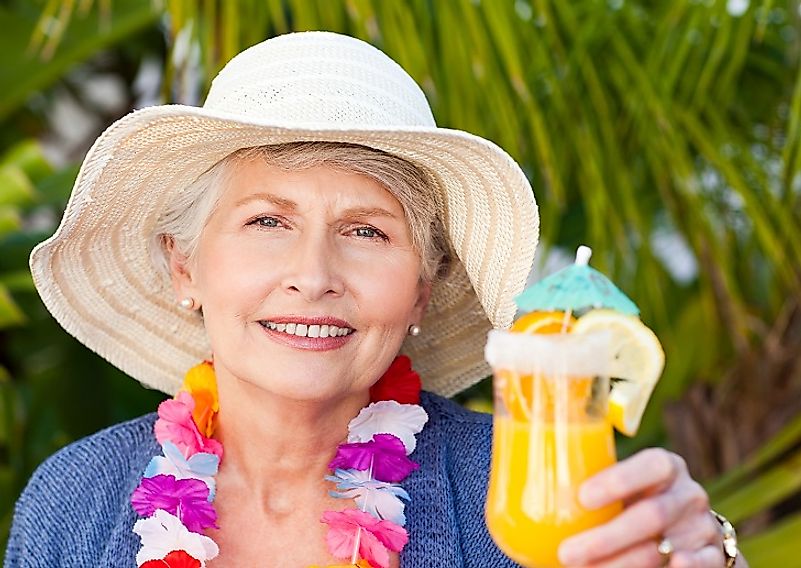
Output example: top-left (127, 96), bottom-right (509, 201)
top-left (264, 321), bottom-right (353, 338)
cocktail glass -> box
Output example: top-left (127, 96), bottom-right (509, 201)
top-left (484, 330), bottom-right (622, 568)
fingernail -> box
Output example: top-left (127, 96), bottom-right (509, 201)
top-left (558, 538), bottom-right (586, 565)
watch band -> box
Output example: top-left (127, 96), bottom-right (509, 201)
top-left (711, 509), bottom-right (738, 567)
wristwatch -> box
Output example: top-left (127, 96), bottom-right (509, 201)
top-left (711, 510), bottom-right (738, 567)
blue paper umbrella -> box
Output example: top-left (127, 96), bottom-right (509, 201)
top-left (515, 246), bottom-right (640, 316)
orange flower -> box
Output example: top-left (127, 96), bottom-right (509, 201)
top-left (180, 361), bottom-right (219, 437)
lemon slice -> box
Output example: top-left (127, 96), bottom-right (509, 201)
top-left (571, 309), bottom-right (665, 436)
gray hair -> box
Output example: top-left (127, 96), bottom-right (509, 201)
top-left (150, 142), bottom-right (451, 283)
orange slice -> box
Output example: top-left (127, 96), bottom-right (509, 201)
top-left (510, 310), bottom-right (574, 334)
top-left (500, 311), bottom-right (581, 420)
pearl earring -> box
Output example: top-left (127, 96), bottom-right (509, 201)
top-left (408, 324), bottom-right (421, 337)
top-left (179, 297), bottom-right (196, 310)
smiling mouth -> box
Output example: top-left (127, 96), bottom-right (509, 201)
top-left (259, 321), bottom-right (355, 338)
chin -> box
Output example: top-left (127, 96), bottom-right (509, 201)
top-left (243, 367), bottom-right (358, 402)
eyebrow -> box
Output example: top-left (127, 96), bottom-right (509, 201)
top-left (340, 206), bottom-right (399, 220)
top-left (233, 192), bottom-right (399, 220)
top-left (234, 192), bottom-right (298, 210)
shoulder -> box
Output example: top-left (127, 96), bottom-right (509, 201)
top-left (419, 392), bottom-right (517, 567)
top-left (420, 388), bottom-right (493, 476)
top-left (5, 413), bottom-right (158, 566)
top-left (19, 412), bottom-right (158, 496)
top-left (420, 390), bottom-right (493, 457)
top-left (420, 390), bottom-right (493, 427)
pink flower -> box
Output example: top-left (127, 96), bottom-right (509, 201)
top-left (321, 509), bottom-right (407, 568)
top-left (329, 434), bottom-right (419, 483)
top-left (131, 474), bottom-right (218, 532)
top-left (155, 392), bottom-right (223, 459)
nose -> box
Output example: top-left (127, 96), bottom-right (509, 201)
top-left (280, 229), bottom-right (345, 302)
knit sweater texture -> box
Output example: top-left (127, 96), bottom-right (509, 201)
top-left (5, 392), bottom-right (521, 567)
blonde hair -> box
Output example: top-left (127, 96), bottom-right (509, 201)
top-left (151, 142), bottom-right (451, 283)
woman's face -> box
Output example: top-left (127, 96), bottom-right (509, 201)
top-left (172, 159), bottom-right (430, 401)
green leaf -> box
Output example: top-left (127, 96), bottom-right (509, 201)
top-left (0, 271), bottom-right (35, 293)
top-left (739, 511), bottom-right (801, 568)
top-left (712, 447), bottom-right (801, 525)
top-left (0, 208), bottom-right (21, 239)
top-left (0, 284), bottom-right (24, 328)
top-left (0, 0), bottom-right (158, 121)
top-left (707, 412), bottom-right (801, 501)
top-left (0, 165), bottom-right (36, 208)
top-left (0, 140), bottom-right (53, 184)
top-left (0, 365), bottom-right (10, 447)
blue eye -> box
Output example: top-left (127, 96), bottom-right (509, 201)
top-left (355, 227), bottom-right (377, 238)
top-left (353, 226), bottom-right (388, 240)
top-left (250, 216), bottom-right (281, 228)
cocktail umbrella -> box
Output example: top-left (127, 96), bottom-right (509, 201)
top-left (516, 245), bottom-right (639, 318)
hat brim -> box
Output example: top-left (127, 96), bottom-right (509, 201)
top-left (29, 105), bottom-right (539, 397)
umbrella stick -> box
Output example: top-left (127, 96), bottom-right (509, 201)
top-left (561, 308), bottom-right (573, 333)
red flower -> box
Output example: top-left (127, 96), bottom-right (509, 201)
top-left (140, 550), bottom-right (201, 568)
top-left (369, 356), bottom-right (421, 404)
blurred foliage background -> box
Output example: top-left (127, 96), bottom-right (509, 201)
top-left (1, 0), bottom-right (800, 565)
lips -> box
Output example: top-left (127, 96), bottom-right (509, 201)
top-left (260, 321), bottom-right (354, 338)
top-left (257, 316), bottom-right (355, 351)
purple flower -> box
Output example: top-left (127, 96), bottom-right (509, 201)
top-left (328, 434), bottom-right (419, 483)
top-left (131, 474), bottom-right (217, 532)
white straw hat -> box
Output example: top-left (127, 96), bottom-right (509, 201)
top-left (29, 31), bottom-right (538, 397)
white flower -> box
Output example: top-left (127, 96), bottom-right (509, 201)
top-left (347, 400), bottom-right (428, 454)
top-left (144, 440), bottom-right (219, 499)
top-left (133, 510), bottom-right (219, 566)
top-left (327, 468), bottom-right (411, 526)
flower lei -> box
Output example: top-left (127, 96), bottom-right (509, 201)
top-left (131, 355), bottom-right (427, 568)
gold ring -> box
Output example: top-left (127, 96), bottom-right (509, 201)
top-left (657, 537), bottom-right (674, 566)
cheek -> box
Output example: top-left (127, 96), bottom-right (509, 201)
top-left (194, 239), bottom-right (278, 318)
top-left (353, 257), bottom-right (422, 325)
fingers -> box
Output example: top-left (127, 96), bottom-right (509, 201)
top-left (562, 473), bottom-right (709, 559)
top-left (670, 545), bottom-right (725, 568)
top-left (572, 542), bottom-right (725, 568)
top-left (560, 447), bottom-right (722, 567)
top-left (576, 539), bottom-right (665, 568)
top-left (559, 485), bottom-right (696, 564)
top-left (667, 506), bottom-right (721, 552)
top-left (580, 448), bottom-right (687, 509)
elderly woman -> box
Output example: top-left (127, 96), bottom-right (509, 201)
top-left (6, 32), bottom-right (741, 568)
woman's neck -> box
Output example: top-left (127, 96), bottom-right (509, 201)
top-left (212, 374), bottom-right (370, 504)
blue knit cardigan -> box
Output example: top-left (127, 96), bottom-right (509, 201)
top-left (5, 392), bottom-right (520, 567)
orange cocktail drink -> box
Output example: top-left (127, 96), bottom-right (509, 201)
top-left (484, 325), bottom-right (622, 568)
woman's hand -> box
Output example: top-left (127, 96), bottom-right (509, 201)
top-left (557, 448), bottom-right (732, 567)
